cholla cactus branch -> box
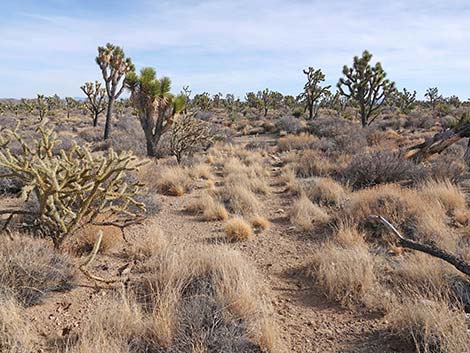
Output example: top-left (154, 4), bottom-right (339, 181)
top-left (0, 123), bottom-right (146, 248)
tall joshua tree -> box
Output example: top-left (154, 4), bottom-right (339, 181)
top-left (337, 50), bottom-right (395, 127)
top-left (125, 67), bottom-right (186, 157)
top-left (81, 81), bottom-right (107, 127)
top-left (258, 88), bottom-right (272, 117)
top-left (96, 43), bottom-right (135, 140)
top-left (298, 67), bottom-right (331, 120)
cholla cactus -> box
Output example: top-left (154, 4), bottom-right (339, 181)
top-left (81, 81), bottom-right (107, 126)
top-left (298, 67), bottom-right (331, 120)
top-left (96, 43), bottom-right (135, 139)
top-left (125, 67), bottom-right (186, 157)
top-left (0, 124), bottom-right (146, 248)
top-left (338, 51), bottom-right (396, 127)
top-left (169, 113), bottom-right (213, 163)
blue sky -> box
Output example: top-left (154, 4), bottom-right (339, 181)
top-left (1, 0), bottom-right (469, 99)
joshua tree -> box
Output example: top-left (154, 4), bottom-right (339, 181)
top-left (257, 88), bottom-right (273, 117)
top-left (65, 97), bottom-right (76, 119)
top-left (298, 67), bottom-right (331, 120)
top-left (181, 85), bottom-right (192, 113)
top-left (96, 43), bottom-right (135, 140)
top-left (125, 67), bottom-right (186, 157)
top-left (245, 92), bottom-right (261, 112)
top-left (192, 92), bottom-right (211, 111)
top-left (36, 94), bottom-right (47, 121)
top-left (270, 91), bottom-right (283, 111)
top-left (224, 93), bottom-right (235, 112)
top-left (337, 50), bottom-right (396, 127)
top-left (425, 87), bottom-right (441, 111)
top-left (81, 81), bottom-right (107, 127)
top-left (396, 88), bottom-right (417, 114)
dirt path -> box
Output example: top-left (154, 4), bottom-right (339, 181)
top-left (152, 136), bottom-right (409, 353)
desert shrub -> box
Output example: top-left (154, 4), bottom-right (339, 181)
top-left (290, 195), bottom-right (330, 231)
top-left (301, 177), bottom-right (348, 207)
top-left (305, 241), bottom-right (383, 309)
top-left (71, 244), bottom-right (283, 353)
top-left (404, 110), bottom-right (435, 129)
top-left (224, 217), bottom-right (254, 241)
top-left (0, 167), bottom-right (23, 195)
top-left (0, 125), bottom-right (146, 248)
top-left (0, 234), bottom-right (76, 306)
top-left (0, 295), bottom-right (37, 352)
top-left (293, 150), bottom-right (333, 178)
top-left (339, 150), bottom-right (425, 189)
top-left (274, 116), bottom-right (304, 134)
top-left (388, 295), bottom-right (469, 353)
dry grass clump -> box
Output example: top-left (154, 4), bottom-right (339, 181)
top-left (225, 217), bottom-right (254, 241)
top-left (420, 179), bottom-right (466, 215)
top-left (0, 234), bottom-right (76, 306)
top-left (250, 215), bottom-right (270, 232)
top-left (75, 225), bottom-right (122, 255)
top-left (277, 133), bottom-right (317, 152)
top-left (186, 194), bottom-right (229, 221)
top-left (344, 184), bottom-right (451, 247)
top-left (155, 166), bottom-right (192, 196)
top-left (217, 182), bottom-right (262, 215)
top-left (0, 295), bottom-right (37, 352)
top-left (305, 241), bottom-right (384, 309)
top-left (71, 244), bottom-right (284, 353)
top-left (387, 295), bottom-right (469, 353)
top-left (290, 195), bottom-right (330, 231)
top-left (292, 150), bottom-right (333, 178)
top-left (188, 163), bottom-right (214, 180)
top-left (120, 223), bottom-right (168, 261)
top-left (301, 177), bottom-right (348, 207)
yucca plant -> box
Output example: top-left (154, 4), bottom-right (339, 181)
top-left (125, 67), bottom-right (186, 157)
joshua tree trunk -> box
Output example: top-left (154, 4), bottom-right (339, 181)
top-left (93, 112), bottom-right (99, 127)
top-left (104, 98), bottom-right (114, 140)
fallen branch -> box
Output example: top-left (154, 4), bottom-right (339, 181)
top-left (79, 231), bottom-right (123, 284)
top-left (368, 215), bottom-right (470, 276)
top-left (405, 123), bottom-right (470, 163)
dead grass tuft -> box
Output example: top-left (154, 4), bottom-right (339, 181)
top-left (302, 177), bottom-right (349, 207)
top-left (0, 234), bottom-right (76, 306)
top-left (290, 195), bottom-right (330, 231)
top-left (225, 217), bottom-right (254, 241)
top-left (155, 166), bottom-right (192, 196)
top-left (250, 215), bottom-right (270, 232)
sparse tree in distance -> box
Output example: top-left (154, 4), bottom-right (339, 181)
top-left (337, 50), bottom-right (396, 127)
top-left (181, 85), bottom-right (192, 113)
top-left (425, 87), bottom-right (441, 111)
top-left (396, 88), bottom-right (417, 114)
top-left (81, 81), bottom-right (107, 127)
top-left (65, 97), bottom-right (76, 119)
top-left (96, 43), bottom-right (135, 140)
top-left (298, 67), bottom-right (331, 120)
top-left (36, 94), bottom-right (47, 121)
top-left (258, 88), bottom-right (273, 117)
top-left (125, 67), bottom-right (186, 157)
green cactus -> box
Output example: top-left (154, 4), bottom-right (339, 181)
top-left (337, 50), bottom-right (396, 127)
top-left (81, 81), bottom-right (107, 127)
top-left (0, 123), bottom-right (146, 248)
top-left (125, 67), bottom-right (186, 157)
top-left (96, 43), bottom-right (135, 140)
top-left (298, 67), bottom-right (331, 120)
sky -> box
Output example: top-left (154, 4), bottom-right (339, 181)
top-left (1, 0), bottom-right (469, 99)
